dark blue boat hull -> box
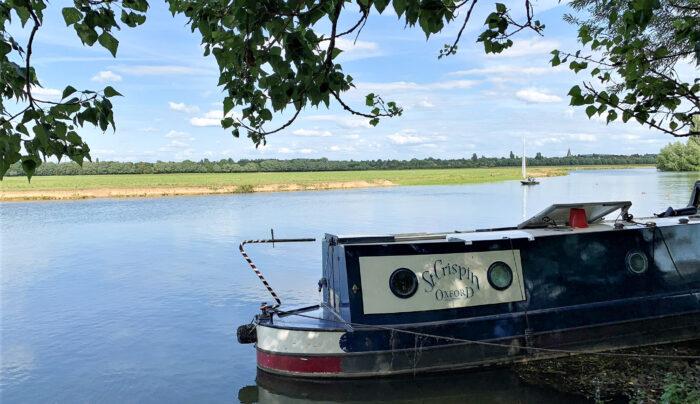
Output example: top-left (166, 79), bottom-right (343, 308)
top-left (255, 219), bottom-right (700, 377)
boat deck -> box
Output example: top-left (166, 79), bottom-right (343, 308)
top-left (269, 305), bottom-right (350, 331)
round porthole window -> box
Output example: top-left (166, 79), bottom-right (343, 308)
top-left (488, 262), bottom-right (513, 291)
top-left (626, 250), bottom-right (649, 274)
top-left (389, 268), bottom-right (418, 299)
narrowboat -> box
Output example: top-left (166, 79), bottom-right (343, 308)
top-left (237, 181), bottom-right (700, 378)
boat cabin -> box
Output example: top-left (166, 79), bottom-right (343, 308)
top-left (319, 199), bottom-right (696, 326)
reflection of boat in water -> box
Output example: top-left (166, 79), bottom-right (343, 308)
top-left (238, 181), bottom-right (700, 378)
top-left (238, 368), bottom-right (590, 404)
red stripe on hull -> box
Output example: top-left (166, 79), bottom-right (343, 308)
top-left (257, 351), bottom-right (342, 374)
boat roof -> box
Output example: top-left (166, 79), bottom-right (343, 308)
top-left (517, 201), bottom-right (631, 229)
top-left (327, 201), bottom-right (698, 245)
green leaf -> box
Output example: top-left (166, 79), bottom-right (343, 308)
top-left (103, 86), bottom-right (122, 97)
top-left (62, 85), bottom-right (78, 99)
top-left (567, 85), bottom-right (582, 97)
top-left (0, 40), bottom-right (11, 58)
top-left (365, 93), bottom-right (375, 107)
top-left (331, 47), bottom-right (343, 59)
top-left (98, 32), bottom-right (119, 57)
top-left (62, 7), bottom-right (82, 26)
top-left (67, 131), bottom-right (82, 145)
top-left (393, 0), bottom-right (407, 17)
top-left (495, 3), bottom-right (506, 13)
top-left (75, 23), bottom-right (98, 46)
top-left (374, 0), bottom-right (389, 13)
top-left (586, 105), bottom-right (597, 118)
top-left (223, 97), bottom-right (234, 115)
top-left (369, 118), bottom-right (379, 126)
top-left (259, 109), bottom-right (272, 121)
top-left (15, 6), bottom-right (30, 26)
top-left (123, 0), bottom-right (149, 13)
top-left (21, 158), bottom-right (37, 181)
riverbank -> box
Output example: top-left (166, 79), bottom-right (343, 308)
top-left (0, 165), bottom-right (652, 201)
top-left (515, 340), bottom-right (700, 403)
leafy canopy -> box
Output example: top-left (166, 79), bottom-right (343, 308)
top-left (5, 0), bottom-right (697, 181)
top-left (552, 0), bottom-right (699, 137)
top-left (1, 0), bottom-right (544, 180)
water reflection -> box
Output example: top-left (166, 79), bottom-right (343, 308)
top-left (1, 169), bottom-right (698, 403)
top-left (239, 368), bottom-right (590, 404)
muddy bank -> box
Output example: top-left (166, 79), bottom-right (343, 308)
top-left (0, 180), bottom-right (396, 201)
top-left (514, 340), bottom-right (700, 403)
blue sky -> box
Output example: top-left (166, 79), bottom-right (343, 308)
top-left (13, 0), bottom-right (681, 162)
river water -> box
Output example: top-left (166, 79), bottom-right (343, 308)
top-left (1, 168), bottom-right (698, 403)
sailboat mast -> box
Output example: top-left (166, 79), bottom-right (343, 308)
top-left (521, 136), bottom-right (526, 179)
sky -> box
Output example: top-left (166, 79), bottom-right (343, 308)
top-left (9, 0), bottom-right (690, 162)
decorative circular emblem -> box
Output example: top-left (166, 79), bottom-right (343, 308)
top-left (626, 250), bottom-right (649, 274)
top-left (488, 262), bottom-right (513, 291)
top-left (389, 268), bottom-right (418, 299)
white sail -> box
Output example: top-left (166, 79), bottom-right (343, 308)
top-left (521, 136), bottom-right (526, 179)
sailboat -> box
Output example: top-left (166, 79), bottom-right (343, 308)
top-left (520, 136), bottom-right (540, 185)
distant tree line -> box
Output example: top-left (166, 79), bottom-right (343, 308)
top-left (4, 153), bottom-right (657, 177)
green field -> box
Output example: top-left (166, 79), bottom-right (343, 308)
top-left (0, 165), bottom-right (652, 191)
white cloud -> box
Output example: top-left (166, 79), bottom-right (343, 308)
top-left (168, 102), bottom-right (200, 114)
top-left (332, 38), bottom-right (383, 61)
top-left (92, 149), bottom-right (156, 161)
top-left (329, 145), bottom-right (356, 152)
top-left (515, 88), bottom-right (563, 103)
top-left (387, 132), bottom-right (429, 145)
top-left (356, 80), bottom-right (477, 93)
top-left (299, 148), bottom-right (314, 154)
top-left (112, 65), bottom-right (215, 76)
top-left (292, 128), bottom-right (332, 137)
top-left (532, 137), bottom-right (563, 147)
top-left (164, 130), bottom-right (193, 140)
top-left (567, 133), bottom-right (597, 142)
top-left (487, 38), bottom-right (561, 58)
top-left (139, 127), bottom-right (157, 132)
top-left (448, 65), bottom-right (561, 76)
top-left (175, 149), bottom-right (197, 159)
top-left (30, 86), bottom-right (61, 100)
top-left (189, 109), bottom-right (240, 127)
top-left (159, 140), bottom-right (190, 151)
top-left (90, 70), bottom-right (122, 83)
top-left (417, 100), bottom-right (435, 108)
top-left (612, 134), bottom-right (641, 141)
top-left (303, 115), bottom-right (372, 129)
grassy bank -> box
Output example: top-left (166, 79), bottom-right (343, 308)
top-left (0, 165), bottom-right (652, 200)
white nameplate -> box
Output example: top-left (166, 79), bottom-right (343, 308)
top-left (359, 250), bottom-right (526, 315)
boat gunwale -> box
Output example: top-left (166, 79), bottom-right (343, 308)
top-left (261, 290), bottom-right (700, 332)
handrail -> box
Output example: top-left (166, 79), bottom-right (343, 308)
top-left (239, 236), bottom-right (315, 310)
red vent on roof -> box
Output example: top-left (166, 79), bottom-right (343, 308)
top-left (569, 208), bottom-right (588, 228)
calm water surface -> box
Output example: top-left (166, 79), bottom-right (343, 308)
top-left (2, 168), bottom-right (698, 403)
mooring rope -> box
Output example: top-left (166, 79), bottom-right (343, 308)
top-left (239, 237), bottom-right (315, 310)
top-left (271, 308), bottom-right (700, 360)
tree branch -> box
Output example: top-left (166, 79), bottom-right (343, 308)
top-left (444, 0), bottom-right (478, 56)
top-left (24, 0), bottom-right (41, 109)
